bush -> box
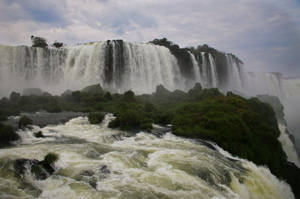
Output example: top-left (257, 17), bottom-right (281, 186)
top-left (0, 112), bottom-right (7, 121)
top-left (44, 153), bottom-right (59, 165)
top-left (44, 103), bottom-right (62, 113)
top-left (52, 41), bottom-right (63, 48)
top-left (88, 112), bottom-right (105, 124)
top-left (31, 36), bottom-right (48, 48)
top-left (108, 109), bottom-right (153, 131)
top-left (104, 92), bottom-right (112, 100)
top-left (124, 90), bottom-right (136, 102)
top-left (41, 153), bottom-right (59, 176)
top-left (18, 115), bottom-right (33, 128)
top-left (0, 123), bottom-right (19, 147)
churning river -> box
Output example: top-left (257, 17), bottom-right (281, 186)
top-left (0, 114), bottom-right (295, 199)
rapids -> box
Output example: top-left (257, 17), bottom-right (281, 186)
top-left (0, 115), bottom-right (295, 199)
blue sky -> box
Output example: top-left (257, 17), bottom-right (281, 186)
top-left (0, 0), bottom-right (300, 77)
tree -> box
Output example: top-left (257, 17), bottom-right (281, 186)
top-left (31, 35), bottom-right (48, 48)
top-left (123, 90), bottom-right (135, 102)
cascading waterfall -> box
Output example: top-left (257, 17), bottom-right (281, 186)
top-left (244, 72), bottom-right (284, 98)
top-left (122, 42), bottom-right (185, 94)
top-left (0, 41), bottom-right (186, 96)
top-left (0, 45), bottom-right (66, 96)
top-left (0, 115), bottom-right (295, 199)
top-left (189, 52), bottom-right (202, 86)
top-left (208, 53), bottom-right (218, 88)
top-left (225, 54), bottom-right (243, 92)
top-left (1, 41), bottom-right (297, 100)
top-left (1, 41), bottom-right (300, 164)
top-left (278, 124), bottom-right (300, 167)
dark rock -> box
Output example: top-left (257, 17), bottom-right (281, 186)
top-left (33, 131), bottom-right (44, 138)
top-left (14, 154), bottom-right (58, 180)
top-left (89, 178), bottom-right (97, 188)
top-left (281, 162), bottom-right (300, 199)
top-left (31, 164), bottom-right (49, 180)
top-left (0, 123), bottom-right (19, 148)
top-left (14, 159), bottom-right (40, 175)
top-left (80, 170), bottom-right (94, 177)
top-left (52, 41), bottom-right (63, 48)
top-left (197, 140), bottom-right (216, 151)
top-left (100, 165), bottom-right (110, 174)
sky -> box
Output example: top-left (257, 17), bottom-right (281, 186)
top-left (0, 0), bottom-right (300, 77)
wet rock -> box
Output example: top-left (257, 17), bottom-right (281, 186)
top-left (33, 131), bottom-right (45, 138)
top-left (14, 154), bottom-right (57, 180)
top-left (89, 177), bottom-right (97, 189)
top-left (197, 140), bottom-right (216, 151)
top-left (99, 165), bottom-right (110, 174)
top-left (150, 124), bottom-right (171, 138)
top-left (31, 164), bottom-right (49, 180)
top-left (80, 170), bottom-right (94, 177)
top-left (76, 170), bottom-right (97, 189)
top-left (14, 158), bottom-right (51, 180)
top-left (14, 159), bottom-right (40, 175)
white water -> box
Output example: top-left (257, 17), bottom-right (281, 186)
top-left (278, 124), bottom-right (300, 167)
top-left (208, 54), bottom-right (218, 88)
top-left (0, 115), bottom-right (295, 199)
top-left (0, 41), bottom-right (299, 160)
top-left (0, 42), bottom-right (185, 96)
top-left (0, 42), bottom-right (298, 101)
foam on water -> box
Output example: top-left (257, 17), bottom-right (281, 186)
top-left (0, 115), bottom-right (295, 199)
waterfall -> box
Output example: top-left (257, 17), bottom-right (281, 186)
top-left (1, 41), bottom-right (297, 100)
top-left (189, 52), bottom-right (202, 86)
top-left (208, 53), bottom-right (218, 88)
top-left (0, 42), bottom-right (186, 96)
top-left (278, 123), bottom-right (300, 167)
top-left (0, 45), bottom-right (66, 96)
top-left (199, 52), bottom-right (209, 88)
top-left (1, 40), bottom-right (300, 198)
top-left (1, 41), bottom-right (300, 155)
top-left (225, 54), bottom-right (243, 92)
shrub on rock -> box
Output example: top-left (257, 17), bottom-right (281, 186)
top-left (88, 112), bottom-right (105, 124)
top-left (0, 123), bottom-right (19, 147)
top-left (31, 36), bottom-right (48, 48)
top-left (18, 115), bottom-right (33, 128)
top-left (43, 153), bottom-right (59, 165)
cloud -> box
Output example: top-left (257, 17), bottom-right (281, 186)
top-left (0, 0), bottom-right (299, 76)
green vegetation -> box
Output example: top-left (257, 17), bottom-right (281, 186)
top-left (0, 123), bottom-right (19, 147)
top-left (18, 115), bottom-right (33, 128)
top-left (31, 36), bottom-right (48, 48)
top-left (108, 109), bottom-right (153, 131)
top-left (43, 153), bottom-right (59, 165)
top-left (88, 112), bottom-right (105, 124)
top-left (171, 95), bottom-right (285, 176)
top-left (256, 95), bottom-right (285, 123)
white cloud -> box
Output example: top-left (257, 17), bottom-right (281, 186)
top-left (0, 0), bottom-right (300, 76)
